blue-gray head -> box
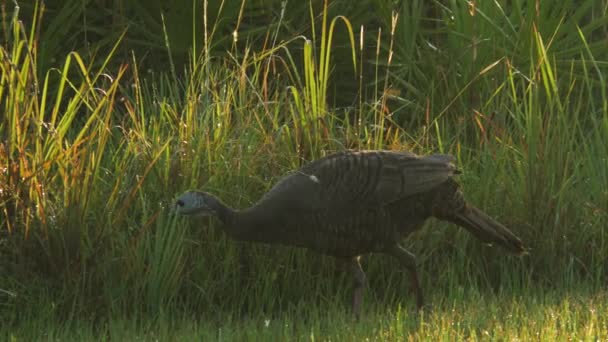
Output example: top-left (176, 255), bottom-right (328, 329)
top-left (174, 190), bottom-right (224, 217)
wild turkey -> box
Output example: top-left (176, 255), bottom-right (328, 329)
top-left (174, 150), bottom-right (525, 316)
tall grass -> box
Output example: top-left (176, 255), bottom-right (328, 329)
top-left (1, 0), bottom-right (607, 337)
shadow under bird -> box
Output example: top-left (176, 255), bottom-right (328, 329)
top-left (174, 150), bottom-right (525, 316)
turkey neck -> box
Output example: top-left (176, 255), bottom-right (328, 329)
top-left (215, 202), bottom-right (266, 241)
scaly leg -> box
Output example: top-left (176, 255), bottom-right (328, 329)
top-left (344, 256), bottom-right (366, 318)
top-left (386, 245), bottom-right (424, 309)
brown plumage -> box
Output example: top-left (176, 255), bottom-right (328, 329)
top-left (175, 150), bottom-right (525, 316)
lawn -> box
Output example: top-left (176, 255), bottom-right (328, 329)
top-left (6, 285), bottom-right (608, 340)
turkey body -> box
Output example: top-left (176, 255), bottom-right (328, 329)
top-left (240, 186), bottom-right (431, 258)
top-left (175, 150), bottom-right (525, 315)
top-left (230, 150), bottom-right (521, 256)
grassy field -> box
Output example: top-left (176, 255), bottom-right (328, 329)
top-left (1, 0), bottom-right (607, 340)
top-left (6, 286), bottom-right (608, 340)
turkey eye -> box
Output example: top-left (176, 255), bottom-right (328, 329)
top-left (176, 200), bottom-right (184, 207)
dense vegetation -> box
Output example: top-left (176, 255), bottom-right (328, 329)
top-left (1, 0), bottom-right (607, 339)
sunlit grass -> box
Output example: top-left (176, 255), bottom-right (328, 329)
top-left (5, 287), bottom-right (608, 340)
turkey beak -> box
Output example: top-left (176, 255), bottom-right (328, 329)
top-left (173, 199), bottom-right (185, 214)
